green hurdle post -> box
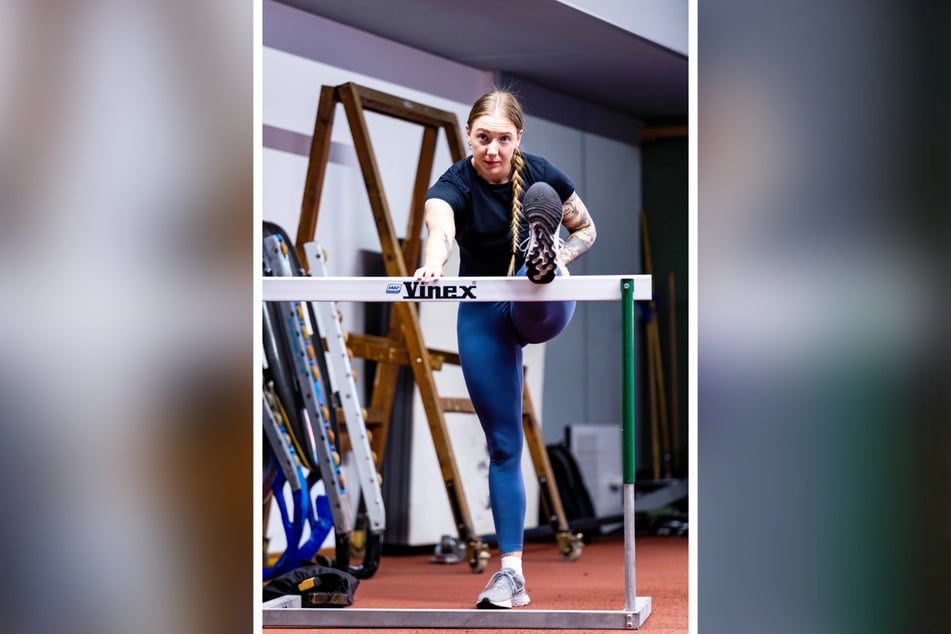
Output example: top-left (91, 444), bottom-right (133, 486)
top-left (621, 278), bottom-right (638, 612)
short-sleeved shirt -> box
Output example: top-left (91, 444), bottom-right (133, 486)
top-left (426, 152), bottom-right (575, 277)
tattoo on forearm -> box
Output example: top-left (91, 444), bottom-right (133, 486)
top-left (559, 194), bottom-right (596, 266)
top-left (560, 227), bottom-right (596, 265)
top-left (563, 197), bottom-right (584, 227)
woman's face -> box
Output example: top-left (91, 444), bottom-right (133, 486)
top-left (466, 113), bottom-right (522, 184)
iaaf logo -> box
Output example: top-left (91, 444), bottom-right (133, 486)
top-left (397, 281), bottom-right (478, 299)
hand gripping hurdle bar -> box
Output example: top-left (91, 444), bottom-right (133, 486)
top-left (262, 274), bottom-right (653, 630)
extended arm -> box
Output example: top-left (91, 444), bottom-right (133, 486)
top-left (559, 192), bottom-right (597, 266)
top-left (413, 198), bottom-right (456, 278)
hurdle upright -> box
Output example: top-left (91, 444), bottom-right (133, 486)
top-left (262, 273), bottom-right (653, 630)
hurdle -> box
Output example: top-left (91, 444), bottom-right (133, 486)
top-left (262, 273), bottom-right (653, 630)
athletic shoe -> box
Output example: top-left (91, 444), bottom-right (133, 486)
top-left (521, 182), bottom-right (563, 284)
top-left (476, 568), bottom-right (531, 609)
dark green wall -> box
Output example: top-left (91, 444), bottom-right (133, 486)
top-left (641, 135), bottom-right (688, 478)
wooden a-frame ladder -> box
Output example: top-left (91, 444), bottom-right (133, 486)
top-left (295, 82), bottom-right (583, 571)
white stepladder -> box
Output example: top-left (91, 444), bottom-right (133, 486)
top-left (262, 273), bottom-right (654, 630)
top-left (303, 242), bottom-right (386, 575)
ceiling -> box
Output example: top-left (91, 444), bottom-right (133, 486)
top-left (275, 0), bottom-right (688, 121)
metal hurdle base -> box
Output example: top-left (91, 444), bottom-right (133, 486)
top-left (263, 597), bottom-right (651, 630)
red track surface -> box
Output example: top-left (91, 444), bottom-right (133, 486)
top-left (266, 534), bottom-right (688, 633)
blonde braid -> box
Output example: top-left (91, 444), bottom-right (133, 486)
top-left (506, 148), bottom-right (526, 275)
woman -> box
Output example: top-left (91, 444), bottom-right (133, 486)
top-left (414, 88), bottom-right (597, 608)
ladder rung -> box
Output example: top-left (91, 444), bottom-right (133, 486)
top-left (331, 408), bottom-right (384, 429)
top-left (346, 333), bottom-right (446, 370)
top-left (440, 397), bottom-right (476, 414)
top-left (361, 407), bottom-right (387, 424)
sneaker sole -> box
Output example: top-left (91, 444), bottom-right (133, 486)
top-left (477, 594), bottom-right (531, 609)
top-left (522, 183), bottom-right (562, 285)
top-left (525, 222), bottom-right (557, 284)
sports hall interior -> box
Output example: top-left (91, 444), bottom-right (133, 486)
top-left (261, 1), bottom-right (688, 632)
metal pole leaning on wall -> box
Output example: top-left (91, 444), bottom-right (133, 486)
top-left (263, 274), bottom-right (653, 630)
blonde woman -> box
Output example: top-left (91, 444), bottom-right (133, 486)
top-left (414, 88), bottom-right (597, 608)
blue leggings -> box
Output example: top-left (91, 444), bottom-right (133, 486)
top-left (456, 297), bottom-right (575, 554)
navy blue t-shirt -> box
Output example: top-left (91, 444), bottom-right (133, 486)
top-left (425, 152), bottom-right (575, 277)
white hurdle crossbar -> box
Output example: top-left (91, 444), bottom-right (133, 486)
top-left (262, 274), bottom-right (652, 303)
top-left (262, 274), bottom-right (653, 630)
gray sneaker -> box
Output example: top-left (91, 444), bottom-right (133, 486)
top-left (521, 182), bottom-right (563, 284)
top-left (476, 568), bottom-right (531, 609)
